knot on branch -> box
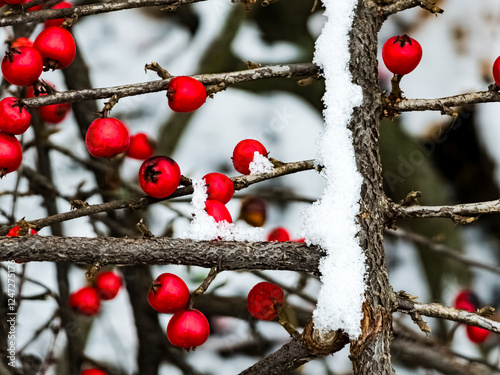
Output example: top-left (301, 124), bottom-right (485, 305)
top-left (451, 213), bottom-right (478, 225)
top-left (70, 200), bottom-right (89, 210)
top-left (302, 318), bottom-right (349, 356)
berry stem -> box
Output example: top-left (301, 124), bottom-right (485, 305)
top-left (85, 261), bottom-right (102, 279)
top-left (277, 304), bottom-right (300, 338)
top-left (99, 94), bottom-right (120, 117)
top-left (389, 73), bottom-right (403, 99)
top-left (188, 265), bottom-right (219, 309)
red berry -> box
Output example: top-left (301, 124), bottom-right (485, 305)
top-left (232, 139), bottom-right (268, 175)
top-left (454, 290), bottom-right (480, 311)
top-left (0, 97), bottom-right (31, 135)
top-left (45, 1), bottom-right (73, 28)
top-left (205, 199), bottom-right (232, 223)
top-left (33, 26), bottom-right (76, 70)
top-left (95, 271), bottom-right (122, 301)
top-left (147, 273), bottom-right (190, 314)
top-left (167, 309), bottom-right (210, 349)
top-left (382, 35), bottom-right (422, 76)
top-left (4, 0), bottom-right (24, 4)
top-left (202, 172), bottom-right (234, 204)
top-left (267, 227), bottom-right (290, 242)
top-left (0, 131), bottom-right (22, 177)
top-left (167, 76), bottom-right (206, 113)
top-left (493, 56), bottom-right (500, 87)
top-left (85, 117), bottom-right (130, 158)
top-left (12, 37), bottom-right (33, 48)
top-left (247, 281), bottom-right (284, 321)
top-left (2, 46), bottom-right (43, 86)
top-left (126, 133), bottom-right (154, 160)
top-left (81, 369), bottom-right (107, 375)
top-left (69, 287), bottom-right (100, 316)
top-left (26, 82), bottom-right (71, 124)
top-left (6, 226), bottom-right (37, 237)
top-left (466, 325), bottom-right (490, 344)
top-left (293, 238), bottom-right (305, 243)
top-left (138, 156), bottom-right (181, 198)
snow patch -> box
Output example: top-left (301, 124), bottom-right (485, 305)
top-left (183, 179), bottom-right (265, 241)
top-left (304, 0), bottom-right (366, 339)
top-left (249, 152), bottom-right (273, 175)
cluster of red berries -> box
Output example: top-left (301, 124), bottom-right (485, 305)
top-left (454, 290), bottom-right (490, 344)
top-left (69, 271), bottom-right (122, 316)
top-left (147, 273), bottom-right (209, 349)
top-left (247, 282), bottom-right (285, 321)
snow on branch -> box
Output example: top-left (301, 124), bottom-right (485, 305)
top-left (304, 0), bottom-right (365, 339)
top-left (0, 236), bottom-right (323, 272)
top-left (0, 159), bottom-right (315, 235)
top-left (390, 89), bottom-right (500, 113)
top-left (21, 63), bottom-right (320, 108)
top-left (390, 199), bottom-right (500, 222)
top-left (396, 297), bottom-right (500, 334)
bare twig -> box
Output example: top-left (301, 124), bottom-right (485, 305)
top-left (381, 0), bottom-right (443, 17)
top-left (21, 63), bottom-right (320, 108)
top-left (390, 199), bottom-right (500, 221)
top-left (0, 159), bottom-right (315, 234)
top-left (396, 297), bottom-right (500, 333)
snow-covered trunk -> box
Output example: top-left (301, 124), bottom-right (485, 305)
top-left (346, 1), bottom-right (395, 374)
top-left (306, 0), bottom-right (395, 373)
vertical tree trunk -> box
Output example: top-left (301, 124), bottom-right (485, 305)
top-left (347, 1), bottom-right (395, 374)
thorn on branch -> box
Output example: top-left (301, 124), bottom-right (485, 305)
top-left (477, 306), bottom-right (495, 317)
top-left (206, 82), bottom-right (228, 98)
top-left (244, 60), bottom-right (262, 69)
top-left (85, 262), bottom-right (102, 279)
top-left (419, 1), bottom-right (443, 15)
top-left (61, 13), bottom-right (78, 29)
top-left (160, 2), bottom-right (180, 12)
top-left (136, 218), bottom-right (154, 238)
top-left (144, 62), bottom-right (172, 79)
top-left (438, 102), bottom-right (459, 118)
top-left (297, 76), bottom-right (318, 87)
top-left (399, 191), bottom-right (421, 206)
top-left (99, 94), bottom-right (120, 117)
top-left (70, 200), bottom-right (89, 210)
top-left (451, 214), bottom-right (478, 225)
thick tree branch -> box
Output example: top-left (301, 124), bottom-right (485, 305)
top-left (390, 199), bottom-right (500, 221)
top-left (392, 89), bottom-right (500, 113)
top-left (396, 298), bottom-right (500, 333)
top-left (0, 236), bottom-right (323, 272)
top-left (0, 159), bottom-right (315, 235)
top-left (0, 0), bottom-right (208, 27)
top-left (386, 229), bottom-right (500, 275)
top-left (21, 64), bottom-right (320, 108)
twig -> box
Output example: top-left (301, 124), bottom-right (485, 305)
top-left (381, 0), bottom-right (443, 17)
top-left (21, 63), bottom-right (320, 108)
top-left (396, 297), bottom-right (500, 333)
top-left (393, 89), bottom-right (500, 113)
top-left (390, 198), bottom-right (500, 221)
top-left (0, 159), bottom-right (315, 235)
top-left (188, 265), bottom-right (220, 309)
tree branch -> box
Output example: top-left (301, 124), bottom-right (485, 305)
top-left (389, 199), bottom-right (500, 222)
top-left (21, 63), bottom-right (320, 108)
top-left (0, 236), bottom-right (323, 272)
top-left (380, 0), bottom-right (443, 17)
top-left (391, 89), bottom-right (500, 113)
top-left (0, 159), bottom-right (315, 235)
top-left (0, 0), bottom-right (208, 27)
top-left (396, 298), bottom-right (500, 333)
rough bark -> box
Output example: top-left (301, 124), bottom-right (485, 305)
top-left (0, 236), bottom-right (323, 273)
top-left (348, 1), bottom-right (395, 374)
